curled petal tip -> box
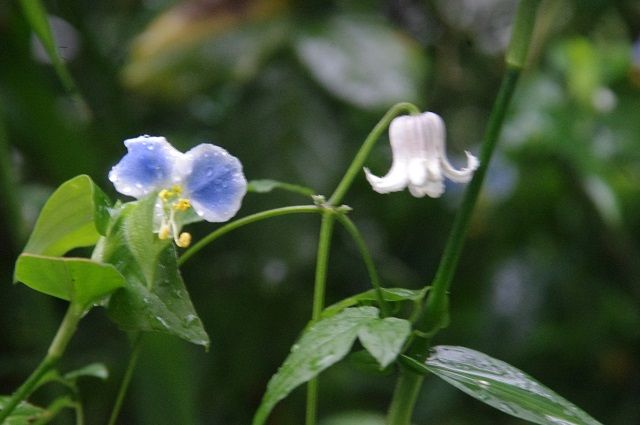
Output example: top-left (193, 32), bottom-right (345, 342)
top-left (364, 167), bottom-right (407, 194)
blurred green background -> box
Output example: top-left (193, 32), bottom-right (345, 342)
top-left (1, 0), bottom-right (640, 424)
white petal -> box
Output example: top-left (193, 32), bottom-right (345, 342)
top-left (364, 164), bottom-right (408, 194)
top-left (408, 179), bottom-right (445, 198)
top-left (441, 151), bottom-right (480, 183)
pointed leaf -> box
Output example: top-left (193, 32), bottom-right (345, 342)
top-left (64, 363), bottom-right (109, 381)
top-left (357, 317), bottom-right (411, 368)
top-left (322, 287), bottom-right (428, 319)
top-left (0, 397), bottom-right (45, 425)
top-left (14, 254), bottom-right (125, 308)
top-left (253, 307), bottom-right (379, 425)
top-left (18, 0), bottom-right (81, 97)
top-left (247, 179), bottom-right (315, 196)
top-left (22, 175), bottom-right (111, 257)
top-left (102, 198), bottom-right (209, 348)
top-left (424, 346), bottom-right (603, 425)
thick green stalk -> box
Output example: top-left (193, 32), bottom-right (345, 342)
top-left (0, 304), bottom-right (83, 422)
top-left (106, 334), bottom-right (143, 425)
top-left (386, 1), bottom-right (541, 421)
top-left (335, 214), bottom-right (390, 317)
top-left (416, 67), bottom-right (521, 337)
top-left (306, 212), bottom-right (336, 425)
top-left (179, 205), bottom-right (321, 266)
top-left (328, 102), bottom-right (420, 206)
top-left (387, 66), bottom-right (522, 425)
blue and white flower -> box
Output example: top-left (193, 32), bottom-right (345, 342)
top-left (109, 135), bottom-right (247, 246)
top-left (364, 112), bottom-right (479, 198)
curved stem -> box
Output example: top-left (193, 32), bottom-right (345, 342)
top-left (0, 304), bottom-right (83, 422)
top-left (178, 205), bottom-right (321, 266)
top-left (306, 212), bottom-right (336, 425)
top-left (335, 214), bottom-right (390, 317)
top-left (328, 102), bottom-right (420, 206)
top-left (106, 333), bottom-right (143, 425)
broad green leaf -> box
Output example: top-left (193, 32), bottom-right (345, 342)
top-left (102, 197), bottom-right (209, 348)
top-left (424, 346), bottom-right (603, 425)
top-left (64, 363), bottom-right (109, 381)
top-left (0, 397), bottom-right (45, 425)
top-left (322, 287), bottom-right (428, 319)
top-left (357, 317), bottom-right (410, 368)
top-left (294, 14), bottom-right (428, 110)
top-left (253, 307), bottom-right (379, 425)
top-left (247, 179), bottom-right (314, 196)
top-left (22, 175), bottom-right (111, 257)
top-left (14, 254), bottom-right (125, 308)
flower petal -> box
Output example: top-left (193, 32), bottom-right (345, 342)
top-left (109, 136), bottom-right (181, 198)
top-left (364, 163), bottom-right (409, 193)
top-left (440, 151), bottom-right (480, 183)
top-left (183, 144), bottom-right (247, 222)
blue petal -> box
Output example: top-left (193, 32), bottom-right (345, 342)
top-left (183, 144), bottom-right (247, 222)
top-left (109, 136), bottom-right (181, 198)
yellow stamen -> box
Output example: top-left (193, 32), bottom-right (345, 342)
top-left (159, 224), bottom-right (171, 240)
top-left (173, 198), bottom-right (191, 211)
top-left (171, 185), bottom-right (183, 195)
top-left (159, 189), bottom-right (171, 201)
top-left (177, 232), bottom-right (192, 248)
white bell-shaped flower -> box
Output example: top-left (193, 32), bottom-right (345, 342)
top-left (364, 112), bottom-right (479, 198)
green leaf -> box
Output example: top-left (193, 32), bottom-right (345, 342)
top-left (102, 197), bottom-right (210, 348)
top-left (14, 254), bottom-right (125, 308)
top-left (357, 317), bottom-right (410, 368)
top-left (247, 179), bottom-right (315, 196)
top-left (322, 287), bottom-right (428, 319)
top-left (22, 175), bottom-right (111, 257)
top-left (253, 307), bottom-right (379, 425)
top-left (423, 346), bottom-right (603, 425)
top-left (0, 397), bottom-right (45, 425)
top-left (18, 0), bottom-right (86, 107)
top-left (294, 14), bottom-right (428, 110)
top-left (64, 363), bottom-right (109, 381)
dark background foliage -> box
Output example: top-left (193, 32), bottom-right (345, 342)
top-left (1, 0), bottom-right (639, 423)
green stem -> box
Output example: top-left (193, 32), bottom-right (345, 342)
top-left (179, 205), bottom-right (321, 266)
top-left (386, 66), bottom-right (524, 425)
top-left (506, 0), bottom-right (541, 68)
top-left (385, 0), bottom-right (542, 414)
top-left (328, 102), bottom-right (420, 206)
top-left (0, 304), bottom-right (83, 422)
top-left (416, 67), bottom-right (521, 337)
top-left (106, 333), bottom-right (143, 425)
top-left (386, 370), bottom-right (424, 425)
top-left (335, 214), bottom-right (390, 317)
top-left (306, 212), bottom-right (336, 425)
